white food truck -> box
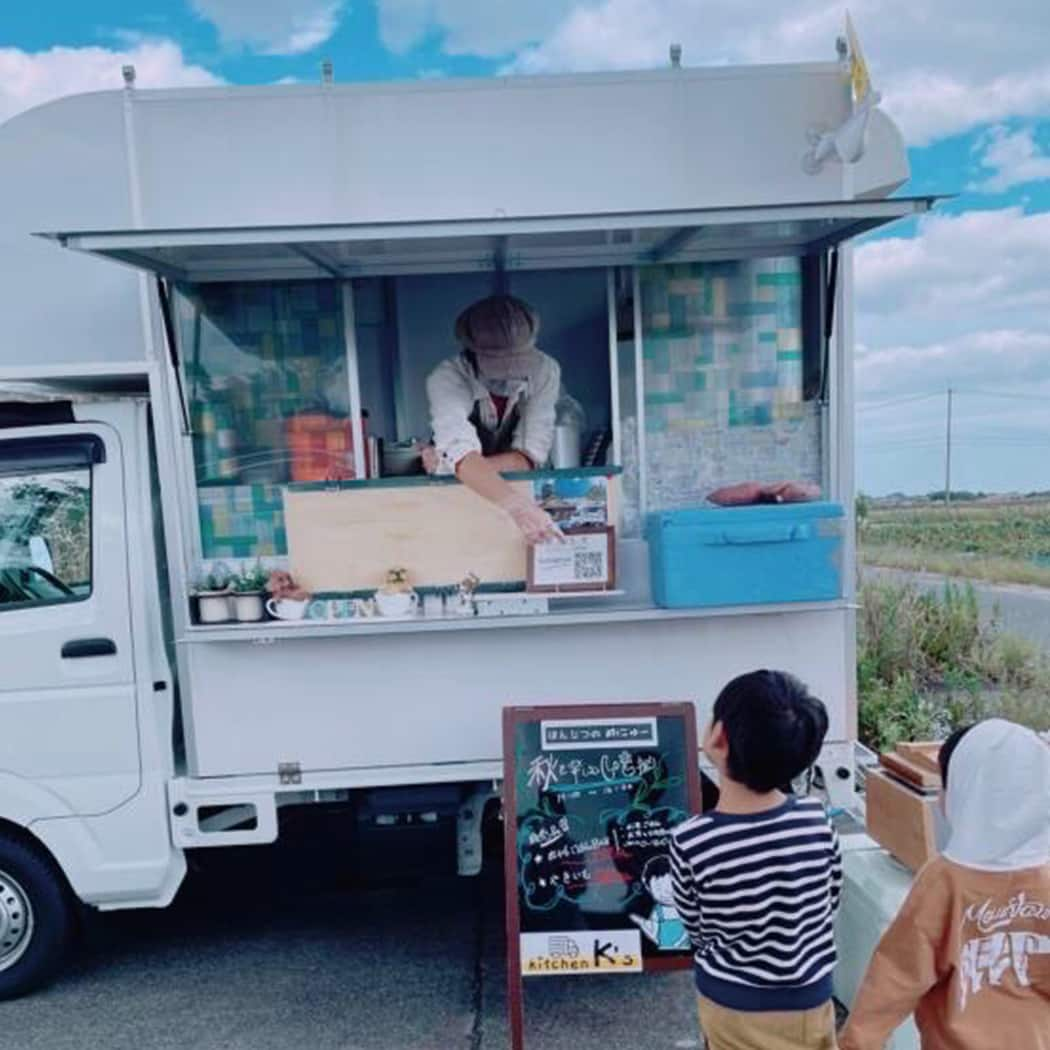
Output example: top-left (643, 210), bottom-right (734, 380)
top-left (0, 44), bottom-right (931, 998)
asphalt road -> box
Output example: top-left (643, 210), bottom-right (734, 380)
top-left (0, 819), bottom-right (701, 1050)
top-left (863, 567), bottom-right (1050, 652)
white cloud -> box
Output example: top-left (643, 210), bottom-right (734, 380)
top-left (378, 0), bottom-right (567, 57)
top-left (0, 40), bottom-right (222, 126)
top-left (856, 208), bottom-right (1050, 325)
top-left (856, 329), bottom-right (1050, 400)
top-left (969, 126), bottom-right (1050, 194)
top-left (885, 68), bottom-right (1050, 146)
top-left (851, 203), bottom-right (1050, 484)
top-left (377, 0), bottom-right (1050, 145)
top-left (190, 0), bottom-right (344, 55)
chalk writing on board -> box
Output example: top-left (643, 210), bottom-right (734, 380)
top-left (526, 750), bottom-right (661, 793)
top-left (540, 717), bottom-right (658, 751)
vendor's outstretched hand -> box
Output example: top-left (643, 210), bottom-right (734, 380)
top-left (500, 495), bottom-right (565, 545)
top-left (419, 443), bottom-right (440, 475)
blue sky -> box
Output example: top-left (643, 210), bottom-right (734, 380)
top-left (2, 0), bottom-right (1048, 496)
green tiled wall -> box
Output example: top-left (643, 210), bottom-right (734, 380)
top-left (197, 483), bottom-right (287, 559)
top-left (176, 280), bottom-right (347, 559)
top-left (617, 257), bottom-right (821, 526)
top-left (640, 258), bottom-right (804, 433)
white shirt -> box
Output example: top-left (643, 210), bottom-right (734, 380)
top-left (425, 350), bottom-right (561, 474)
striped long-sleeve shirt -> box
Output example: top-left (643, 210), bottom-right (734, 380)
top-left (669, 795), bottom-right (843, 1012)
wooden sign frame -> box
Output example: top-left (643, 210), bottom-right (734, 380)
top-left (502, 701), bottom-right (702, 1050)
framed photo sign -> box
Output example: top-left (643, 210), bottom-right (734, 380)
top-left (526, 526), bottom-right (615, 593)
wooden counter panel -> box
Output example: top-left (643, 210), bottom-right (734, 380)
top-left (284, 480), bottom-right (531, 591)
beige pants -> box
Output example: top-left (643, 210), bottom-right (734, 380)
top-left (698, 995), bottom-right (838, 1050)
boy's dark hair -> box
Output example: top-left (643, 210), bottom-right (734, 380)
top-left (642, 855), bottom-right (671, 885)
top-left (938, 724), bottom-right (975, 787)
top-left (712, 670), bottom-right (829, 793)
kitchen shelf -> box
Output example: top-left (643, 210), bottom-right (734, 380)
top-left (180, 598), bottom-right (854, 644)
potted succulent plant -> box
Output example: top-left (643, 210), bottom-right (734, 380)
top-left (231, 560), bottom-right (269, 622)
top-left (193, 563), bottom-right (233, 624)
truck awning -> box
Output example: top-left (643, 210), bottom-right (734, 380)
top-left (40, 197), bottom-right (937, 283)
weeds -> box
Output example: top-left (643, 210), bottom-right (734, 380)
top-left (861, 543), bottom-right (1050, 589)
top-left (860, 499), bottom-right (1050, 587)
top-left (857, 579), bottom-right (1050, 752)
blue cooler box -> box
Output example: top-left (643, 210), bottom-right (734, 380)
top-left (645, 502), bottom-right (845, 608)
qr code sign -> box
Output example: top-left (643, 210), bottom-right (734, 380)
top-left (573, 550), bottom-right (605, 581)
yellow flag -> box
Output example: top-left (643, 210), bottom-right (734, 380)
top-left (846, 11), bottom-right (871, 103)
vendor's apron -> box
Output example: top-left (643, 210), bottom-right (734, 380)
top-left (468, 398), bottom-right (522, 458)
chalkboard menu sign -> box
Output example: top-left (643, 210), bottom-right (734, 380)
top-left (502, 703), bottom-right (701, 1048)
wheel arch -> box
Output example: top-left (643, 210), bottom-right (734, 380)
top-left (0, 778), bottom-right (82, 903)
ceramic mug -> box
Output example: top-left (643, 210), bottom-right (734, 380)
top-left (374, 590), bottom-right (419, 618)
top-left (266, 597), bottom-right (309, 621)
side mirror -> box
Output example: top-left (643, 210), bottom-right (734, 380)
top-left (28, 536), bottom-right (54, 574)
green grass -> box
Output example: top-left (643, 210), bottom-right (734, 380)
top-left (857, 578), bottom-right (1050, 753)
top-left (861, 544), bottom-right (1050, 588)
top-left (860, 499), bottom-right (1050, 587)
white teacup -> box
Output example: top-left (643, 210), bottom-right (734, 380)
top-left (374, 590), bottom-right (418, 618)
top-left (266, 597), bottom-right (309, 621)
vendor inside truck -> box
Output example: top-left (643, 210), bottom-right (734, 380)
top-left (422, 294), bottom-right (564, 545)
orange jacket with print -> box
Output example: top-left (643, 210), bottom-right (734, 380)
top-left (840, 857), bottom-right (1050, 1050)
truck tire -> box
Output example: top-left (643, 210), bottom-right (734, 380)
top-left (0, 831), bottom-right (75, 1000)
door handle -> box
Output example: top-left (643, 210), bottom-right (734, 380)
top-left (61, 638), bottom-right (117, 659)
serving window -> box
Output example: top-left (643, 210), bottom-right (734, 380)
top-left (171, 254), bottom-right (835, 617)
top-left (176, 271), bottom-right (616, 566)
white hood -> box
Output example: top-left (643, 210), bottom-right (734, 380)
top-left (942, 719), bottom-right (1050, 872)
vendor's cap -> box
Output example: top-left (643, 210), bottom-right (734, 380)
top-left (455, 294), bottom-right (539, 355)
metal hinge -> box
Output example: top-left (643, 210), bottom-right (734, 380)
top-left (278, 761), bottom-right (302, 785)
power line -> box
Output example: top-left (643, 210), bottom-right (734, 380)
top-left (858, 388), bottom-right (1050, 412)
top-left (856, 391), bottom-right (942, 412)
top-left (955, 388), bottom-right (1050, 403)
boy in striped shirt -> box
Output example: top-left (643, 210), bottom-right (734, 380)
top-left (670, 670), bottom-right (842, 1050)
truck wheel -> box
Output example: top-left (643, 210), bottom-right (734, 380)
top-left (0, 832), bottom-right (75, 999)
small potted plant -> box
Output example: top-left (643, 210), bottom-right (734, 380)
top-left (231, 560), bottom-right (269, 622)
top-left (193, 563), bottom-right (233, 624)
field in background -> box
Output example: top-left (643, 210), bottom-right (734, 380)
top-left (857, 578), bottom-right (1050, 753)
top-left (859, 498), bottom-right (1050, 587)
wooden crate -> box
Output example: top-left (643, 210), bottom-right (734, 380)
top-left (865, 768), bottom-right (939, 871)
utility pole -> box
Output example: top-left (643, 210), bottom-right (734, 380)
top-left (945, 386), bottom-right (953, 505)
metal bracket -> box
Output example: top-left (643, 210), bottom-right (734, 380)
top-left (278, 761), bottom-right (302, 785)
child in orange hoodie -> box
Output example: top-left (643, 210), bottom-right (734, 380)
top-left (840, 719), bottom-right (1050, 1050)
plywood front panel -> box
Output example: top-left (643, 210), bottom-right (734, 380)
top-left (284, 481), bottom-right (531, 592)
